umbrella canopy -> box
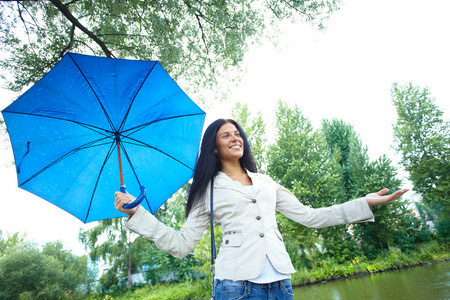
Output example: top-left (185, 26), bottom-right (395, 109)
top-left (2, 52), bottom-right (205, 223)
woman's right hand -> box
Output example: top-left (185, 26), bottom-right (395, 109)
top-left (114, 191), bottom-right (138, 217)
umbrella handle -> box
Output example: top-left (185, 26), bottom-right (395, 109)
top-left (120, 185), bottom-right (147, 209)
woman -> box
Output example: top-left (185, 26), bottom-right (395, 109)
top-left (115, 118), bottom-right (408, 299)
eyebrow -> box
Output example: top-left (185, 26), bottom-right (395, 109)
top-left (219, 130), bottom-right (239, 136)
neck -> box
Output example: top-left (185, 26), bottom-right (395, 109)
top-left (220, 160), bottom-right (245, 177)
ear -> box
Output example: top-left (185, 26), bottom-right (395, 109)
top-left (214, 148), bottom-right (218, 154)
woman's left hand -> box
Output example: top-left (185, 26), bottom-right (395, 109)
top-left (366, 188), bottom-right (409, 207)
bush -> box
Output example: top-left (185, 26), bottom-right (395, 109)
top-left (435, 218), bottom-right (450, 246)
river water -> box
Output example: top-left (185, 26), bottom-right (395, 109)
top-left (293, 261), bottom-right (449, 300)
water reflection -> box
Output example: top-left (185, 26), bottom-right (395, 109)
top-left (293, 261), bottom-right (449, 300)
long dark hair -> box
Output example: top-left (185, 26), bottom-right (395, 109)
top-left (185, 119), bottom-right (257, 217)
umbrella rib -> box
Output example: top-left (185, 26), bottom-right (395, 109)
top-left (118, 62), bottom-right (157, 133)
top-left (19, 137), bottom-right (110, 187)
top-left (84, 141), bottom-right (117, 223)
top-left (1, 111), bottom-right (114, 136)
top-left (122, 112), bottom-right (205, 136)
top-left (122, 136), bottom-right (194, 171)
top-left (68, 53), bottom-right (116, 132)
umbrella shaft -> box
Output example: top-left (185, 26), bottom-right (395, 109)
top-left (116, 139), bottom-right (124, 186)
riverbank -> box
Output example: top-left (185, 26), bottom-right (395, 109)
top-left (290, 242), bottom-right (449, 287)
top-left (92, 241), bottom-right (449, 300)
top-left (292, 259), bottom-right (450, 299)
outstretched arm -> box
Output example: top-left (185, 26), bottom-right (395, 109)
top-left (366, 188), bottom-right (409, 207)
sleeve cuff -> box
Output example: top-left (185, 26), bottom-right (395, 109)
top-left (125, 206), bottom-right (160, 238)
top-left (341, 197), bottom-right (375, 223)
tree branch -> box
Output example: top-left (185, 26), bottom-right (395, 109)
top-left (59, 24), bottom-right (75, 59)
top-left (49, 0), bottom-right (115, 58)
top-left (16, 2), bottom-right (37, 56)
top-left (183, 1), bottom-right (209, 54)
top-left (194, 13), bottom-right (209, 55)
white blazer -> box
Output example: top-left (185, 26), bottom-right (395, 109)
top-left (126, 170), bottom-right (374, 281)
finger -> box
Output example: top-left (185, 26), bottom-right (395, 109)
top-left (391, 189), bottom-right (409, 199)
top-left (377, 188), bottom-right (389, 196)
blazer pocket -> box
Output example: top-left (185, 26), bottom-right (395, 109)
top-left (222, 231), bottom-right (243, 247)
top-left (274, 228), bottom-right (284, 242)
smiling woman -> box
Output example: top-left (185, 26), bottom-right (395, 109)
top-left (214, 122), bottom-right (252, 186)
top-left (114, 118), bottom-right (408, 299)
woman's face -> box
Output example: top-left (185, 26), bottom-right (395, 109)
top-left (215, 122), bottom-right (244, 163)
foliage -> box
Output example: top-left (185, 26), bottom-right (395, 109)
top-left (350, 155), bottom-right (418, 259)
top-left (0, 230), bottom-right (25, 256)
top-left (0, 241), bottom-right (87, 300)
top-left (267, 101), bottom-right (358, 267)
top-left (391, 82), bottom-right (450, 248)
top-left (320, 117), bottom-right (425, 259)
top-left (191, 226), bottom-right (223, 295)
top-left (268, 101), bottom-right (344, 206)
top-left (95, 280), bottom-right (207, 300)
top-left (435, 218), bottom-right (450, 246)
top-left (0, 0), bottom-right (341, 95)
top-left (321, 118), bottom-right (370, 199)
top-left (231, 101), bottom-right (268, 171)
top-left (391, 82), bottom-right (450, 217)
top-left (140, 183), bottom-right (203, 284)
top-left (140, 220), bottom-right (203, 283)
top-left (320, 118), bottom-right (375, 262)
top-left (79, 217), bottom-right (138, 291)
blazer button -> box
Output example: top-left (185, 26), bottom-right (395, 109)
top-left (252, 199), bottom-right (257, 203)
top-left (260, 233), bottom-right (265, 238)
top-left (225, 240), bottom-right (229, 244)
top-left (256, 216), bottom-right (261, 220)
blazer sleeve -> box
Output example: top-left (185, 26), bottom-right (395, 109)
top-left (275, 184), bottom-right (375, 228)
top-left (125, 200), bottom-right (210, 259)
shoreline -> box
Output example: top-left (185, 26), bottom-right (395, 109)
top-left (292, 257), bottom-right (450, 288)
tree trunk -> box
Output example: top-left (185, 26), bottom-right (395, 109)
top-left (128, 240), bottom-right (133, 288)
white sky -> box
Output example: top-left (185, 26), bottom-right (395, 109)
top-left (1, 0), bottom-right (449, 255)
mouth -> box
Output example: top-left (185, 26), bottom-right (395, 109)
top-left (230, 144), bottom-right (241, 149)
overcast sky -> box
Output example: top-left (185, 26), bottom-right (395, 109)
top-left (1, 0), bottom-right (449, 255)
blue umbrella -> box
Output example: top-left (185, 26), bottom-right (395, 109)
top-left (2, 52), bottom-right (205, 223)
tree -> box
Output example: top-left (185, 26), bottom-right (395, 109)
top-left (267, 101), bottom-right (356, 267)
top-left (391, 82), bottom-right (450, 246)
top-left (320, 117), bottom-right (427, 257)
top-left (391, 83), bottom-right (450, 221)
top-left (231, 102), bottom-right (268, 171)
top-left (0, 230), bottom-right (25, 257)
top-left (0, 0), bottom-right (341, 94)
top-left (350, 156), bottom-right (412, 257)
top-left (79, 217), bottom-right (138, 290)
top-left (321, 118), bottom-right (369, 199)
top-left (0, 241), bottom-right (87, 299)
